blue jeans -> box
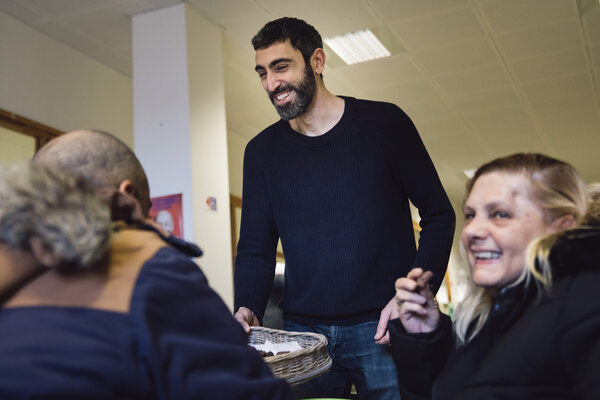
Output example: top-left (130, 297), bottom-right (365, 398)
top-left (284, 320), bottom-right (401, 400)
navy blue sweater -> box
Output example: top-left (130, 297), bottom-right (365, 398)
top-left (234, 97), bottom-right (455, 325)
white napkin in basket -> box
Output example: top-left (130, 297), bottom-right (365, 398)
top-left (250, 339), bottom-right (303, 355)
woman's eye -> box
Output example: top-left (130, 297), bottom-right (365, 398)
top-left (492, 210), bottom-right (509, 219)
top-left (464, 212), bottom-right (474, 221)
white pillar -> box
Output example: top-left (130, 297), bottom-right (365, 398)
top-left (132, 3), bottom-right (233, 308)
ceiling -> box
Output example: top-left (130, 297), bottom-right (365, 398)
top-left (1, 0), bottom-right (599, 211)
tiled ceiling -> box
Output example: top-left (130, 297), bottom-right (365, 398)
top-left (1, 0), bottom-right (599, 211)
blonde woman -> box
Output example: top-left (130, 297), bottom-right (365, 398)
top-left (457, 185), bottom-right (600, 399)
top-left (389, 153), bottom-right (589, 400)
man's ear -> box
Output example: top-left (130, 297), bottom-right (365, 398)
top-left (29, 237), bottom-right (59, 268)
top-left (311, 48), bottom-right (326, 75)
top-left (550, 214), bottom-right (577, 233)
top-left (118, 179), bottom-right (135, 197)
top-left (118, 179), bottom-right (151, 218)
top-left (111, 181), bottom-right (145, 225)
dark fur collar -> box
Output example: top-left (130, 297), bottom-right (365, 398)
top-left (548, 227), bottom-right (600, 280)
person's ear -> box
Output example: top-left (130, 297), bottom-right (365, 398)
top-left (118, 179), bottom-right (151, 218)
top-left (111, 182), bottom-right (145, 224)
top-left (311, 48), bottom-right (326, 75)
top-left (29, 237), bottom-right (59, 268)
top-left (118, 179), bottom-right (135, 197)
top-left (549, 214), bottom-right (577, 233)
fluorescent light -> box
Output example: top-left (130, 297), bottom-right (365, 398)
top-left (275, 262), bottom-right (285, 275)
top-left (324, 29), bottom-right (391, 65)
top-left (463, 169), bottom-right (476, 179)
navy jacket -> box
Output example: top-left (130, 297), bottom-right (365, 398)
top-left (0, 225), bottom-right (291, 399)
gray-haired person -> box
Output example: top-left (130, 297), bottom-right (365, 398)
top-left (0, 152), bottom-right (291, 398)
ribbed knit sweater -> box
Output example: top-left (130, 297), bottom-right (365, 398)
top-left (234, 97), bottom-right (455, 325)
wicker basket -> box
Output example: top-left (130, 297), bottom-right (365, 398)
top-left (249, 326), bottom-right (332, 385)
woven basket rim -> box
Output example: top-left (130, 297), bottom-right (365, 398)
top-left (250, 326), bottom-right (326, 360)
top-left (249, 326), bottom-right (332, 384)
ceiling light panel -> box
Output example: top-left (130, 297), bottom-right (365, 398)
top-left (324, 29), bottom-right (391, 65)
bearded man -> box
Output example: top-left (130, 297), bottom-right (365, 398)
top-left (233, 17), bottom-right (456, 400)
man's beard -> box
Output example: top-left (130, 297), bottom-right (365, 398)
top-left (269, 64), bottom-right (317, 121)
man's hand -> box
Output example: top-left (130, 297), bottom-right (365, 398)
top-left (374, 297), bottom-right (399, 345)
top-left (234, 307), bottom-right (260, 333)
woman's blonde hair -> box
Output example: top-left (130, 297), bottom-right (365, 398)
top-left (526, 183), bottom-right (600, 292)
top-left (0, 163), bottom-right (111, 272)
top-left (454, 153), bottom-right (588, 345)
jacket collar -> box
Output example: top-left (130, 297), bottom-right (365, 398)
top-left (114, 221), bottom-right (203, 258)
top-left (548, 227), bottom-right (600, 280)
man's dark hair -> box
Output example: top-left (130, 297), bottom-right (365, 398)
top-left (252, 17), bottom-right (323, 67)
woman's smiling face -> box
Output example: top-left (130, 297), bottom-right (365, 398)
top-left (461, 172), bottom-right (553, 294)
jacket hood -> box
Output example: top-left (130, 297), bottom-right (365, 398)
top-left (548, 227), bottom-right (600, 281)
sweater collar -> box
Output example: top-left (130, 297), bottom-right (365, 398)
top-left (280, 96), bottom-right (356, 146)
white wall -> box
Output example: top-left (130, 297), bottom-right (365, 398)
top-left (132, 4), bottom-right (195, 239)
top-left (0, 11), bottom-right (133, 146)
top-left (186, 4), bottom-right (234, 308)
top-left (133, 4), bottom-right (234, 308)
top-left (0, 126), bottom-right (36, 163)
top-left (227, 131), bottom-right (251, 197)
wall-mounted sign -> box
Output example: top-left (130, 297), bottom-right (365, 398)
top-left (149, 193), bottom-right (183, 238)
top-left (206, 196), bottom-right (217, 211)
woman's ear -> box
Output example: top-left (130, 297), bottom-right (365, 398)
top-left (29, 237), bottom-right (59, 268)
top-left (550, 214), bottom-right (577, 233)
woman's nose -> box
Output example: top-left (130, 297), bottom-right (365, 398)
top-left (462, 216), bottom-right (488, 241)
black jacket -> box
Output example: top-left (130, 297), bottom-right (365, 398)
top-left (389, 227), bottom-right (600, 400)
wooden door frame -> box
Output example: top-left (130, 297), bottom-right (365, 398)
top-left (0, 108), bottom-right (63, 151)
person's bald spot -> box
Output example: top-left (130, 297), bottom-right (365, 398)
top-left (34, 129), bottom-right (151, 217)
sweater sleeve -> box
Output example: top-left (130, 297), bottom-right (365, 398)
top-left (388, 314), bottom-right (453, 400)
top-left (394, 108), bottom-right (455, 292)
top-left (234, 141), bottom-right (280, 320)
top-left (131, 247), bottom-right (291, 400)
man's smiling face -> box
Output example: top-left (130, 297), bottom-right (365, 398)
top-left (255, 40), bottom-right (317, 120)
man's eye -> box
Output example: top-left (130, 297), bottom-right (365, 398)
top-left (276, 64), bottom-right (288, 71)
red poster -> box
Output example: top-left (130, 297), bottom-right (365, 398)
top-left (149, 193), bottom-right (183, 238)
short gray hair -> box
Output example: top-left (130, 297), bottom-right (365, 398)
top-left (33, 129), bottom-right (151, 217)
top-left (0, 163), bottom-right (111, 272)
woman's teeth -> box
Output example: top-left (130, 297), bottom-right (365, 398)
top-left (475, 251), bottom-right (501, 260)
